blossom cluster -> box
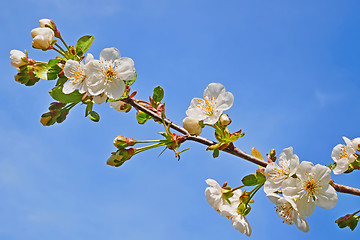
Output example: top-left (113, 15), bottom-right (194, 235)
top-left (331, 136), bottom-right (360, 174)
top-left (264, 147), bottom-right (338, 232)
top-left (205, 179), bottom-right (252, 236)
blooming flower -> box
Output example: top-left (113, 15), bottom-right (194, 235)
top-left (267, 193), bottom-right (309, 232)
top-left (331, 137), bottom-right (357, 175)
top-left (282, 161), bottom-right (337, 217)
top-left (186, 83), bottom-right (234, 125)
top-left (63, 54), bottom-right (93, 94)
top-left (85, 47), bottom-right (135, 99)
top-left (30, 27), bottom-right (54, 49)
top-left (10, 50), bottom-right (27, 68)
top-left (264, 147), bottom-right (299, 194)
top-left (182, 117), bottom-right (202, 136)
top-left (205, 179), bottom-right (251, 236)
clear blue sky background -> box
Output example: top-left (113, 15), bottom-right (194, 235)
top-left (1, 0), bottom-right (360, 239)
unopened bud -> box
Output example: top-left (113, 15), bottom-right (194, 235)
top-left (219, 114), bottom-right (232, 127)
top-left (31, 27), bottom-right (55, 50)
top-left (113, 136), bottom-right (135, 149)
top-left (107, 148), bottom-right (135, 167)
top-left (39, 19), bottom-right (60, 37)
top-left (183, 117), bottom-right (202, 136)
top-left (110, 101), bottom-right (131, 112)
top-left (10, 50), bottom-right (27, 68)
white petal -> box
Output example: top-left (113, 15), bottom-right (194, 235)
top-left (316, 185), bottom-right (337, 209)
top-left (297, 195), bottom-right (315, 217)
top-left (85, 53), bottom-right (94, 64)
top-left (296, 161), bottom-right (314, 181)
top-left (293, 213), bottom-right (309, 232)
top-left (264, 180), bottom-right (282, 195)
top-left (115, 57), bottom-right (136, 80)
top-left (266, 193), bottom-right (281, 204)
top-left (93, 94), bottom-right (107, 104)
top-left (282, 178), bottom-right (301, 197)
top-left (331, 144), bottom-right (343, 162)
top-left (312, 164), bottom-right (331, 184)
top-left (63, 81), bottom-right (79, 94)
top-left (333, 158), bottom-right (350, 175)
top-left (205, 179), bottom-right (221, 189)
top-left (105, 80), bottom-right (126, 99)
top-left (203, 110), bottom-right (222, 125)
top-left (215, 92), bottom-right (234, 111)
top-left (100, 47), bottom-right (121, 61)
top-left (203, 83), bottom-right (225, 99)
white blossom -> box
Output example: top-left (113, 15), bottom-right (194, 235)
top-left (331, 137), bottom-right (357, 175)
top-left (182, 117), bottom-right (202, 136)
top-left (282, 161), bottom-right (337, 217)
top-left (10, 50), bottom-right (26, 68)
top-left (63, 54), bottom-right (94, 94)
top-left (267, 193), bottom-right (309, 232)
top-left (31, 27), bottom-right (54, 49)
top-left (205, 179), bottom-right (251, 236)
top-left (264, 147), bottom-right (299, 194)
top-left (85, 47), bottom-right (135, 99)
top-left (186, 83), bottom-right (234, 125)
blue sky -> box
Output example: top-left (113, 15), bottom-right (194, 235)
top-left (1, 0), bottom-right (360, 239)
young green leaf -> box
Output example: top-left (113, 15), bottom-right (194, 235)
top-left (136, 111), bottom-right (150, 124)
top-left (88, 111), bottom-right (100, 122)
top-left (242, 174), bottom-right (258, 186)
top-left (49, 86), bottom-right (83, 103)
top-left (152, 86), bottom-right (164, 102)
top-left (76, 35), bottom-right (95, 55)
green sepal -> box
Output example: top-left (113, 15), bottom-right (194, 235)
top-left (327, 162), bottom-right (336, 170)
top-left (152, 86), bottom-right (164, 102)
top-left (88, 111), bottom-right (100, 122)
top-left (76, 35), bottom-right (94, 56)
top-left (336, 214), bottom-right (359, 231)
top-left (125, 72), bottom-right (137, 86)
top-left (136, 111), bottom-right (151, 124)
top-left (237, 203), bottom-right (251, 216)
top-left (49, 86), bottom-right (83, 103)
top-left (242, 174), bottom-right (258, 186)
top-left (48, 58), bottom-right (61, 67)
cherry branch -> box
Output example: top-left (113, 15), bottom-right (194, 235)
top-left (123, 97), bottom-right (360, 197)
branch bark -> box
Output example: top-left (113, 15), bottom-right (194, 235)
top-left (123, 97), bottom-right (360, 197)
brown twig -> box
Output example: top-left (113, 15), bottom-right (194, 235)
top-left (123, 97), bottom-right (360, 197)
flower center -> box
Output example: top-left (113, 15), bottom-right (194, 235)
top-left (275, 203), bottom-right (294, 225)
top-left (68, 66), bottom-right (84, 83)
top-left (267, 165), bottom-right (289, 184)
top-left (197, 95), bottom-right (217, 116)
top-left (338, 145), bottom-right (349, 160)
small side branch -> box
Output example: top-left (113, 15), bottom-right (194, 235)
top-left (123, 97), bottom-right (360, 196)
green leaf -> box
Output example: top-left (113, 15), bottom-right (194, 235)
top-left (49, 86), bottom-right (83, 103)
top-left (152, 86), bottom-right (164, 102)
top-left (256, 172), bottom-right (266, 185)
top-left (56, 77), bottom-right (68, 86)
top-left (34, 63), bottom-right (61, 80)
top-left (125, 72), bottom-right (137, 86)
top-left (136, 111), bottom-right (150, 124)
top-left (242, 174), bottom-right (258, 186)
top-left (48, 59), bottom-right (61, 67)
top-left (85, 102), bottom-right (93, 117)
top-left (213, 148), bottom-right (219, 158)
top-left (88, 111), bottom-right (100, 122)
top-left (76, 35), bottom-right (94, 55)
top-left (251, 147), bottom-right (264, 160)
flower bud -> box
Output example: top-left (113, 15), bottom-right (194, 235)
top-left (219, 114), bottom-right (232, 127)
top-left (39, 19), bottom-right (54, 28)
top-left (183, 117), bottom-right (202, 136)
top-left (31, 27), bottom-right (55, 50)
top-left (113, 136), bottom-right (135, 149)
top-left (10, 50), bottom-right (27, 68)
top-left (107, 148), bottom-right (135, 167)
top-left (110, 101), bottom-right (131, 112)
